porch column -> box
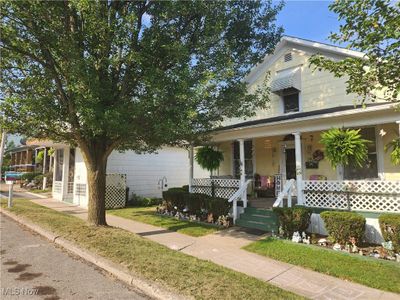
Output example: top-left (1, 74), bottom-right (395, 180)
top-left (42, 147), bottom-right (47, 190)
top-left (238, 138), bottom-right (247, 207)
top-left (293, 132), bottom-right (304, 205)
top-left (188, 145), bottom-right (194, 193)
top-left (397, 120), bottom-right (400, 135)
top-left (61, 147), bottom-right (70, 201)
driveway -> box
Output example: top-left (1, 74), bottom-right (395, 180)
top-left (0, 215), bottom-right (150, 300)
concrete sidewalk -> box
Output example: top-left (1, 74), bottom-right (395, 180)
top-left (30, 198), bottom-right (399, 300)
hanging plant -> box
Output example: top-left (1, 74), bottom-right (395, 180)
top-left (48, 147), bottom-right (55, 157)
top-left (195, 146), bottom-right (224, 173)
top-left (35, 150), bottom-right (44, 164)
top-left (385, 137), bottom-right (400, 166)
top-left (320, 128), bottom-right (370, 168)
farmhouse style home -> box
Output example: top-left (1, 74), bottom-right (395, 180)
top-left (188, 36), bottom-right (400, 243)
top-left (26, 140), bottom-right (207, 209)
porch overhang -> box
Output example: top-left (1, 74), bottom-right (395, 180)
top-left (26, 138), bottom-right (67, 148)
top-left (212, 103), bottom-right (398, 142)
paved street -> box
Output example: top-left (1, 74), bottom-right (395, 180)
top-left (0, 214), bottom-right (150, 300)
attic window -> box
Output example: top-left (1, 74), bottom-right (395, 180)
top-left (284, 53), bottom-right (292, 62)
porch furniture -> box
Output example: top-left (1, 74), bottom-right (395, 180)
top-left (309, 175), bottom-right (327, 181)
top-left (254, 174), bottom-right (275, 198)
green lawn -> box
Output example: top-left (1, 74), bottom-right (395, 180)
top-left (1, 199), bottom-right (301, 300)
top-left (244, 237), bottom-right (400, 293)
top-left (108, 206), bottom-right (220, 237)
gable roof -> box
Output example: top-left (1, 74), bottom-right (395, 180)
top-left (245, 36), bottom-right (365, 85)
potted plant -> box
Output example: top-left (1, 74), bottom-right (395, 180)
top-left (195, 146), bottom-right (224, 197)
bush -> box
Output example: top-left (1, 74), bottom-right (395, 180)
top-left (21, 172), bottom-right (42, 182)
top-left (207, 197), bottom-right (230, 220)
top-left (33, 174), bottom-right (44, 185)
top-left (273, 206), bottom-right (312, 238)
top-left (129, 194), bottom-right (162, 207)
top-left (379, 214), bottom-right (400, 252)
top-left (184, 193), bottom-right (209, 214)
top-left (162, 187), bottom-right (188, 210)
top-left (181, 185), bottom-right (189, 192)
top-left (321, 211), bottom-right (365, 245)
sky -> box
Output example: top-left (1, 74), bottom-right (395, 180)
top-left (275, 1), bottom-right (341, 45)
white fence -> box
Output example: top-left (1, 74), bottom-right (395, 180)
top-left (303, 180), bottom-right (400, 213)
top-left (191, 178), bottom-right (240, 199)
top-left (105, 174), bottom-right (127, 209)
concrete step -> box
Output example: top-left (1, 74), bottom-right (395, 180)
top-left (235, 218), bottom-right (278, 232)
top-left (239, 213), bottom-right (278, 223)
top-left (244, 207), bottom-right (275, 216)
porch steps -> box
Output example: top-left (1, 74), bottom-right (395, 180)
top-left (235, 207), bottom-right (279, 232)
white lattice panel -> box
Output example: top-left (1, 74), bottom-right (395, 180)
top-left (191, 178), bottom-right (240, 199)
top-left (105, 174), bottom-right (127, 209)
top-left (303, 180), bottom-right (400, 212)
top-left (53, 181), bottom-right (62, 194)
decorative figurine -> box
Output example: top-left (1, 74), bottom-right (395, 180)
top-left (292, 231), bottom-right (302, 243)
top-left (333, 243), bottom-right (341, 251)
top-left (318, 238), bottom-right (328, 246)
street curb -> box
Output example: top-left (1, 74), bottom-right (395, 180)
top-left (0, 209), bottom-right (189, 300)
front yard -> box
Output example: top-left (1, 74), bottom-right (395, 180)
top-left (108, 206), bottom-right (220, 237)
top-left (244, 237), bottom-right (400, 293)
top-left (1, 199), bottom-right (301, 299)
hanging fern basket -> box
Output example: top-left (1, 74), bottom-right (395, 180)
top-left (320, 128), bottom-right (370, 168)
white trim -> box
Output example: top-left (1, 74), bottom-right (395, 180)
top-left (219, 104), bottom-right (394, 134)
top-left (376, 126), bottom-right (385, 180)
top-left (245, 36), bottom-right (365, 85)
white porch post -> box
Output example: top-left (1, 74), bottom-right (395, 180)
top-left (42, 147), bottom-right (47, 190)
top-left (238, 138), bottom-right (247, 208)
top-left (61, 147), bottom-right (70, 201)
top-left (188, 145), bottom-right (194, 193)
top-left (397, 120), bottom-right (400, 135)
top-left (293, 132), bottom-right (304, 205)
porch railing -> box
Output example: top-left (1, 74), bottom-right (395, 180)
top-left (228, 180), bottom-right (251, 223)
top-left (191, 178), bottom-right (240, 199)
top-left (303, 180), bottom-right (400, 213)
top-left (273, 179), bottom-right (296, 208)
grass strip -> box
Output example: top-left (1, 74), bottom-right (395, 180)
top-left (244, 237), bottom-right (400, 293)
top-left (108, 206), bottom-right (219, 237)
top-left (2, 199), bottom-right (301, 300)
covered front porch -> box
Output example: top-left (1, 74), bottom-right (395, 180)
top-left (188, 106), bottom-right (400, 237)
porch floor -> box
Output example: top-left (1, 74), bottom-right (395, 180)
top-left (248, 197), bottom-right (298, 209)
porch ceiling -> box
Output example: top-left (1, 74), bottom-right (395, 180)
top-left (212, 103), bottom-right (398, 142)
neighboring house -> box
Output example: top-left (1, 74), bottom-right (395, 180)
top-left (189, 36), bottom-right (400, 243)
top-left (27, 140), bottom-right (207, 208)
top-left (7, 145), bottom-right (36, 172)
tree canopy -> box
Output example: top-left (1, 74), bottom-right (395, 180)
top-left (310, 0), bottom-right (400, 104)
top-left (0, 0), bottom-right (283, 224)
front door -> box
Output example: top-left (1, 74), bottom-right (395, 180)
top-left (285, 148), bottom-right (296, 180)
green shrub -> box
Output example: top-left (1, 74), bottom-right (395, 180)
top-left (379, 214), bottom-right (400, 252)
top-left (21, 172), bottom-right (42, 182)
top-left (129, 194), bottom-right (162, 207)
top-left (321, 211), bottom-right (365, 245)
top-left (207, 197), bottom-right (230, 220)
top-left (162, 188), bottom-right (188, 210)
top-left (184, 193), bottom-right (209, 214)
top-left (33, 174), bottom-right (44, 185)
top-left (273, 206), bottom-right (312, 238)
top-left (181, 185), bottom-right (189, 192)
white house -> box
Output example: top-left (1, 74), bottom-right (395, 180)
top-left (27, 140), bottom-right (207, 208)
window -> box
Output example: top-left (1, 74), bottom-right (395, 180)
top-left (343, 127), bottom-right (378, 180)
top-left (282, 89), bottom-right (299, 113)
top-left (233, 140), bottom-right (253, 179)
top-left (55, 149), bottom-right (64, 181)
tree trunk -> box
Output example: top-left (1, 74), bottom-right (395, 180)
top-left (86, 158), bottom-right (107, 225)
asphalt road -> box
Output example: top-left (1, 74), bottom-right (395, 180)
top-left (0, 214), bottom-right (150, 300)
